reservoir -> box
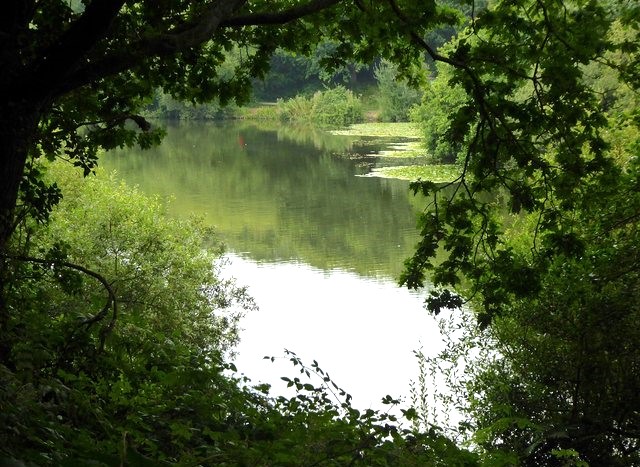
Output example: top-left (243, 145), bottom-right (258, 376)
top-left (104, 120), bottom-right (441, 410)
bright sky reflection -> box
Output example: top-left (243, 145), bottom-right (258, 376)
top-left (226, 253), bottom-right (443, 412)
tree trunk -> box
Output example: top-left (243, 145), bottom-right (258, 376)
top-left (0, 104), bottom-right (39, 252)
top-left (0, 102), bottom-right (39, 357)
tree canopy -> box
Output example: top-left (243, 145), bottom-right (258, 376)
top-left (401, 0), bottom-right (640, 322)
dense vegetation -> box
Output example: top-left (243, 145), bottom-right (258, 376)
top-left (410, 61), bottom-right (468, 164)
top-left (401, 1), bottom-right (640, 465)
top-left (0, 0), bottom-right (639, 465)
top-left (143, 63), bottom-right (416, 126)
top-left (144, 90), bottom-right (240, 121)
top-left (252, 43), bottom-right (377, 101)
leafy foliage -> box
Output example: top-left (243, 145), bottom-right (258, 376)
top-left (2, 163), bottom-right (250, 464)
top-left (401, 0), bottom-right (640, 324)
top-left (253, 42), bottom-right (376, 101)
top-left (402, 1), bottom-right (640, 464)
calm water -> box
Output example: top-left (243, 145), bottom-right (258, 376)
top-left (103, 121), bottom-right (440, 409)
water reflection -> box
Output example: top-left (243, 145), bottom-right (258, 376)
top-left (104, 121), bottom-right (423, 280)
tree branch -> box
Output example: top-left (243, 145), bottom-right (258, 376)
top-left (47, 0), bottom-right (247, 98)
top-left (33, 0), bottom-right (127, 86)
top-left (49, 0), bottom-right (348, 98)
top-left (2, 253), bottom-right (118, 352)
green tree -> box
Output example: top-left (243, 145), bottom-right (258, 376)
top-left (427, 166), bottom-right (640, 464)
top-left (405, 2), bottom-right (640, 464)
top-left (253, 42), bottom-right (376, 101)
top-left (400, 0), bottom-right (640, 320)
top-left (252, 48), bottom-right (326, 100)
top-left (421, 0), bottom-right (488, 72)
top-left (375, 59), bottom-right (423, 122)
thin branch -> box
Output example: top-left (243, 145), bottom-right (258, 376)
top-left (2, 253), bottom-right (118, 351)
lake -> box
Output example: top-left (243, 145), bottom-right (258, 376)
top-left (103, 120), bottom-right (442, 410)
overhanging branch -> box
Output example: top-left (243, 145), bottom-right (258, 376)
top-left (47, 0), bottom-right (244, 97)
top-left (33, 0), bottom-right (127, 84)
top-left (42, 0), bottom-right (347, 99)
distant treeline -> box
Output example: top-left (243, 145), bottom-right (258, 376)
top-left (145, 59), bottom-right (423, 127)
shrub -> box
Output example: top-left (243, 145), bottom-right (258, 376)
top-left (276, 94), bottom-right (315, 122)
top-left (310, 86), bottom-right (363, 125)
top-left (276, 86), bottom-right (363, 126)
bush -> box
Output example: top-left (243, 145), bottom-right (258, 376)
top-left (276, 86), bottom-right (363, 126)
top-left (276, 94), bottom-right (315, 122)
top-left (1, 162), bottom-right (255, 463)
top-left (310, 86), bottom-right (364, 125)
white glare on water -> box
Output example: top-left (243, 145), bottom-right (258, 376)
top-left (225, 253), bottom-right (443, 411)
